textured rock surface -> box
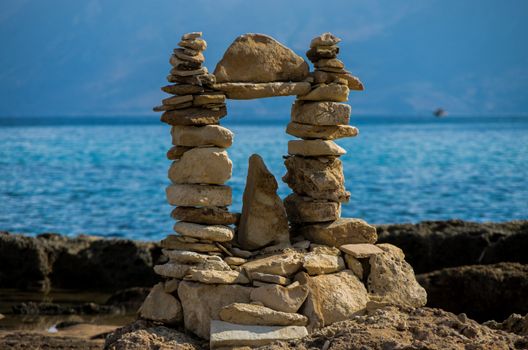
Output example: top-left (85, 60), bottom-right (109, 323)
top-left (250, 283), bottom-right (309, 313)
top-left (340, 243), bottom-right (384, 258)
top-left (288, 140), bottom-right (346, 157)
top-left (238, 154), bottom-right (290, 250)
top-left (160, 237), bottom-right (222, 253)
top-left (173, 222), bottom-right (234, 242)
top-left (219, 303), bottom-right (308, 326)
top-left (170, 206), bottom-right (239, 225)
top-left (250, 272), bottom-right (291, 285)
top-left (168, 148), bottom-right (232, 185)
top-left (286, 122), bottom-right (358, 140)
top-left (212, 82), bottom-right (311, 99)
top-left (161, 107), bottom-right (226, 126)
top-left (178, 281), bottom-right (252, 339)
top-left (185, 269), bottom-right (250, 284)
top-left (302, 252), bottom-right (345, 275)
top-left (284, 194), bottom-right (340, 223)
top-left (138, 283), bottom-right (182, 324)
top-left (214, 33), bottom-right (309, 83)
top-left (297, 83), bottom-right (349, 102)
top-left (291, 101), bottom-right (350, 126)
top-left (296, 270), bottom-right (369, 330)
top-left (296, 218), bottom-right (377, 247)
top-left (171, 125), bottom-right (233, 148)
top-left (283, 156), bottom-right (348, 202)
top-left (166, 184), bottom-right (231, 207)
top-left (242, 251), bottom-right (303, 277)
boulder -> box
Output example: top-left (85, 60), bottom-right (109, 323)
top-left (296, 270), bottom-right (369, 330)
top-left (173, 222), bottom-right (234, 242)
top-left (171, 125), bottom-right (233, 148)
top-left (138, 283), bottom-right (182, 324)
top-left (160, 107), bottom-right (227, 126)
top-left (210, 320), bottom-right (308, 349)
top-left (283, 156), bottom-right (349, 202)
top-left (296, 218), bottom-right (377, 247)
top-left (184, 269), bottom-right (250, 284)
top-left (250, 283), bottom-right (309, 313)
top-left (242, 251), bottom-right (303, 277)
top-left (286, 122), bottom-right (358, 140)
top-left (168, 147), bottom-right (232, 185)
top-left (340, 243), bottom-right (384, 258)
top-left (178, 281), bottom-right (252, 339)
top-left (302, 252), bottom-right (345, 275)
top-left (166, 184), bottom-right (232, 207)
top-left (219, 303), bottom-right (308, 326)
top-left (213, 33), bottom-right (309, 83)
top-left (284, 194), bottom-right (340, 223)
top-left (238, 154), bottom-right (290, 250)
top-left (288, 140), bottom-right (346, 157)
top-left (368, 249), bottom-right (427, 308)
top-left (298, 83), bottom-right (349, 102)
top-left (291, 101), bottom-right (350, 126)
top-left (212, 82), bottom-right (311, 99)
top-left (170, 206), bottom-right (239, 225)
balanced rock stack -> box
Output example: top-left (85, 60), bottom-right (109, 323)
top-left (140, 32), bottom-right (427, 349)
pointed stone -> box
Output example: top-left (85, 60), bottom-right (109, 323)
top-left (219, 303), bottom-right (308, 326)
top-left (168, 147), bottom-right (232, 185)
top-left (286, 122), bottom-right (358, 140)
top-left (238, 154), bottom-right (290, 250)
top-left (288, 140), bottom-right (346, 157)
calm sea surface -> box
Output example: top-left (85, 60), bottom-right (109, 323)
top-left (0, 116), bottom-right (527, 241)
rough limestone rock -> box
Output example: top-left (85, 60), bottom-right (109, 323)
top-left (250, 272), bottom-right (291, 285)
top-left (166, 184), bottom-right (231, 207)
top-left (214, 33), bottom-right (309, 83)
top-left (284, 194), bottom-right (340, 223)
top-left (298, 83), bottom-right (349, 102)
top-left (210, 320), bottom-right (308, 349)
top-left (368, 250), bottom-right (427, 308)
top-left (296, 270), bottom-right (369, 330)
top-left (173, 222), bottom-right (234, 242)
top-left (160, 107), bottom-right (227, 126)
top-left (283, 156), bottom-right (349, 202)
top-left (340, 243), bottom-right (384, 258)
top-left (291, 101), bottom-right (350, 126)
top-left (185, 269), bottom-right (250, 284)
top-left (153, 262), bottom-right (190, 279)
top-left (170, 206), bottom-right (239, 225)
top-left (297, 218), bottom-right (377, 247)
top-left (212, 82), bottom-right (311, 99)
top-left (242, 251), bottom-right (303, 277)
top-left (171, 125), bottom-right (233, 148)
top-left (238, 154), bottom-right (290, 250)
top-left (288, 140), bottom-right (346, 157)
top-left (303, 252), bottom-right (345, 275)
top-left (168, 147), bottom-right (232, 185)
top-left (166, 145), bottom-right (192, 160)
top-left (286, 122), bottom-right (358, 140)
top-left (219, 303), bottom-right (308, 326)
top-left (163, 249), bottom-right (223, 264)
top-left (344, 254), bottom-right (364, 279)
top-left (138, 283), bottom-right (182, 324)
top-left (250, 283), bottom-right (309, 313)
top-left (178, 281), bottom-right (252, 339)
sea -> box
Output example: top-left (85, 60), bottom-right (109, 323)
top-left (0, 115), bottom-right (527, 241)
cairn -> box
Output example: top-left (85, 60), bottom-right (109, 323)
top-left (141, 32), bottom-right (427, 349)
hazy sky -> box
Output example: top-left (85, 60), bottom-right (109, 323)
top-left (1, 0), bottom-right (527, 118)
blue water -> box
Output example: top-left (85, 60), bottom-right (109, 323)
top-left (0, 116), bottom-right (527, 241)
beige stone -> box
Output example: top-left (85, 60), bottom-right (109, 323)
top-left (242, 251), bottom-right (302, 277)
top-left (171, 206), bottom-right (239, 225)
top-left (154, 262), bottom-right (190, 279)
top-left (162, 84), bottom-right (204, 95)
top-left (178, 281), bottom-right (252, 339)
top-left (163, 249), bottom-right (223, 264)
top-left (230, 247), bottom-right (253, 259)
top-left (173, 48), bottom-right (204, 64)
top-left (161, 107), bottom-right (227, 126)
top-left (162, 94), bottom-right (194, 106)
top-left (291, 101), bottom-right (350, 126)
top-left (310, 245), bottom-right (341, 256)
top-left (310, 32), bottom-right (341, 48)
top-left (166, 145), bottom-right (192, 160)
top-left (163, 279), bottom-right (180, 293)
top-left (214, 33), bottom-right (309, 83)
top-left (343, 255), bottom-right (364, 279)
top-left (377, 243), bottom-right (405, 260)
top-left (171, 125), bottom-right (233, 148)
top-left (368, 250), bottom-right (427, 308)
top-left (288, 140), bottom-right (346, 157)
top-left (296, 270), bottom-right (368, 330)
top-left (139, 283), bottom-right (182, 324)
top-left (224, 256), bottom-right (247, 266)
top-left (170, 67), bottom-right (208, 77)
top-left (303, 252), bottom-right (345, 275)
top-left (210, 320), bottom-right (308, 349)
top-left (166, 184), bottom-right (232, 207)
top-left (250, 272), bottom-right (291, 285)
top-left (340, 243), bottom-right (384, 258)
top-left (298, 84), bottom-right (349, 102)
top-left (185, 269), bottom-right (250, 284)
top-left (313, 70), bottom-right (364, 91)
top-left (238, 154), bottom-right (290, 250)
top-left (250, 283), bottom-right (309, 313)
top-left (212, 82), bottom-right (311, 99)
top-left (181, 32), bottom-right (202, 40)
top-left (284, 194), bottom-right (340, 223)
top-left (296, 218), bottom-right (377, 247)
top-left (306, 46), bottom-right (339, 62)
top-left (173, 221), bottom-right (233, 242)
top-left (169, 54), bottom-right (201, 70)
top-left (286, 122), bottom-right (358, 140)
top-left (168, 147), bottom-right (232, 185)
top-left (283, 156), bottom-right (349, 202)
top-left (314, 58), bottom-right (345, 69)
top-left (219, 303), bottom-right (308, 327)
top-left (160, 236), bottom-right (222, 253)
top-left (193, 94), bottom-right (226, 106)
top-left (153, 102), bottom-right (191, 112)
top-left (179, 38), bottom-right (207, 51)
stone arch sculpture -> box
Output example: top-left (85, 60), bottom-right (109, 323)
top-left (144, 32), bottom-right (426, 348)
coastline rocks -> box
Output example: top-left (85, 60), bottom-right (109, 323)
top-left (288, 139), bottom-right (346, 157)
top-left (238, 154), bottom-right (290, 250)
top-left (284, 194), bottom-right (340, 223)
top-left (170, 206), bottom-right (239, 225)
top-left (138, 283), bottom-right (182, 324)
top-left (171, 125), bottom-right (233, 148)
top-left (286, 122), bottom-right (358, 140)
top-left (250, 284), bottom-right (309, 313)
top-left (219, 303), bottom-right (308, 326)
top-left (166, 184), bottom-right (232, 207)
top-left (178, 281), bottom-right (252, 339)
top-left (212, 82), bottom-right (311, 99)
top-left (173, 222), bottom-right (234, 242)
top-left (296, 218), bottom-right (377, 247)
top-left (168, 148), bottom-right (232, 185)
top-left (214, 33), bottom-right (309, 83)
top-left (291, 101), bottom-right (350, 126)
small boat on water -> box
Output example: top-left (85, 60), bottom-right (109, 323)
top-left (433, 108), bottom-right (447, 117)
